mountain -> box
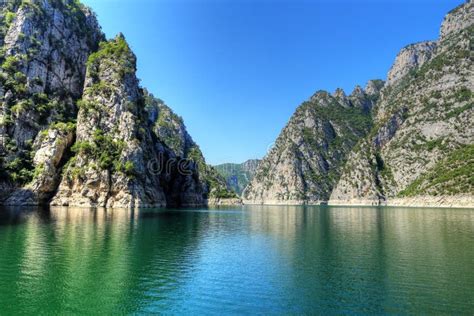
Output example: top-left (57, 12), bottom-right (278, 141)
top-left (214, 159), bottom-right (260, 195)
top-left (0, 0), bottom-right (234, 207)
top-left (243, 84), bottom-right (381, 204)
top-left (144, 91), bottom-right (238, 202)
top-left (244, 1), bottom-right (473, 207)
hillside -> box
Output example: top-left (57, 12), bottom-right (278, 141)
top-left (214, 159), bottom-right (260, 195)
top-left (244, 1), bottom-right (473, 207)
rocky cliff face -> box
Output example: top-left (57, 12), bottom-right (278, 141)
top-left (440, 1), bottom-right (474, 41)
top-left (0, 0), bottom-right (103, 202)
top-left (245, 1), bottom-right (473, 206)
top-left (243, 84), bottom-right (381, 204)
top-left (214, 159), bottom-right (261, 195)
top-left (52, 35), bottom-right (173, 207)
top-left (144, 91), bottom-right (237, 201)
top-left (0, 0), bottom-right (226, 207)
top-left (331, 0), bottom-right (473, 205)
top-left (386, 41), bottom-right (437, 86)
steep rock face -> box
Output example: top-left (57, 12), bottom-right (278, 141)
top-left (245, 1), bottom-right (473, 206)
top-left (214, 159), bottom-right (261, 195)
top-left (440, 1), bottom-right (474, 41)
top-left (243, 88), bottom-right (378, 204)
top-left (2, 0), bottom-right (102, 96)
top-left (51, 35), bottom-right (206, 208)
top-left (0, 0), bottom-right (220, 208)
top-left (0, 0), bottom-right (103, 203)
top-left (330, 1), bottom-right (474, 204)
top-left (386, 41), bottom-right (438, 86)
top-left (4, 122), bottom-right (74, 205)
top-left (144, 91), bottom-right (237, 201)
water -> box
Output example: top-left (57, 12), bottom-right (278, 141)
top-left (0, 205), bottom-right (473, 314)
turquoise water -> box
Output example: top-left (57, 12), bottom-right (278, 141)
top-left (0, 205), bottom-right (473, 314)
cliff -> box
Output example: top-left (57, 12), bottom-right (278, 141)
top-left (0, 0), bottom-right (233, 207)
top-left (144, 91), bottom-right (237, 202)
top-left (243, 83), bottom-right (382, 204)
top-left (244, 1), bottom-right (474, 207)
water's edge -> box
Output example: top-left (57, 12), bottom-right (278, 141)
top-left (243, 195), bottom-right (474, 209)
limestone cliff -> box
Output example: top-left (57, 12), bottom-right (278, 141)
top-left (330, 0), bottom-right (473, 205)
top-left (243, 84), bottom-right (381, 204)
top-left (0, 0), bottom-right (103, 203)
top-left (0, 0), bottom-right (223, 207)
top-left (144, 91), bottom-right (237, 201)
top-left (245, 1), bottom-right (473, 206)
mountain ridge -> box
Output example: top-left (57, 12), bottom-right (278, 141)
top-left (243, 0), bottom-right (473, 208)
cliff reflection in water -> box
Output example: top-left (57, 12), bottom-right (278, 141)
top-left (0, 206), bottom-right (473, 314)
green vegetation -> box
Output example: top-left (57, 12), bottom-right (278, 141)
top-left (1, 55), bottom-right (27, 95)
top-left (39, 121), bottom-right (76, 141)
top-left (87, 35), bottom-right (135, 80)
top-left (5, 12), bottom-right (16, 27)
top-left (399, 144), bottom-right (474, 197)
top-left (214, 161), bottom-right (258, 195)
top-left (445, 103), bottom-right (473, 119)
top-left (454, 87), bottom-right (472, 102)
top-left (85, 82), bottom-right (115, 97)
top-left (68, 129), bottom-right (134, 178)
top-left (207, 172), bottom-right (239, 199)
top-left (2, 141), bottom-right (35, 185)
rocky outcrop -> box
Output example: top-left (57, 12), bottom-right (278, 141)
top-left (0, 0), bottom-right (227, 208)
top-left (245, 1), bottom-right (474, 207)
top-left (243, 87), bottom-right (378, 204)
top-left (0, 0), bottom-right (103, 204)
top-left (207, 197), bottom-right (243, 206)
top-left (214, 159), bottom-right (261, 195)
top-left (330, 0), bottom-right (473, 205)
top-left (2, 0), bottom-right (103, 97)
top-left (50, 35), bottom-right (208, 208)
top-left (144, 91), bottom-right (237, 201)
top-left (386, 41), bottom-right (437, 86)
top-left (5, 123), bottom-right (74, 205)
top-left (440, 1), bottom-right (474, 41)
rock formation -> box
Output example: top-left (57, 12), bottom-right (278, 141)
top-left (244, 1), bottom-right (473, 207)
top-left (0, 0), bottom-right (234, 207)
top-left (144, 90), bottom-right (238, 202)
top-left (0, 0), bottom-right (103, 203)
top-left (243, 87), bottom-right (379, 204)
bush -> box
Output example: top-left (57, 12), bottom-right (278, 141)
top-left (1, 55), bottom-right (20, 73)
top-left (454, 87), bottom-right (472, 102)
top-left (5, 12), bottom-right (16, 27)
top-left (69, 129), bottom-right (129, 177)
top-left (86, 35), bottom-right (135, 80)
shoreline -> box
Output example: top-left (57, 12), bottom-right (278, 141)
top-left (242, 195), bottom-right (474, 209)
top-left (1, 196), bottom-right (473, 209)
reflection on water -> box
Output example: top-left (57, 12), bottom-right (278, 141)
top-left (0, 206), bottom-right (473, 314)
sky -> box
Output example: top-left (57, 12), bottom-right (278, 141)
top-left (81, 0), bottom-right (462, 165)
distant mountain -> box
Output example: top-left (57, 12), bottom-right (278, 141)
top-left (244, 1), bottom-right (473, 208)
top-left (215, 159), bottom-right (260, 195)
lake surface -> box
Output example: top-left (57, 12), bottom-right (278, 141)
top-left (0, 205), bottom-right (473, 314)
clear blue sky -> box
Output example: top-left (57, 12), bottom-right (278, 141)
top-left (81, 0), bottom-right (462, 165)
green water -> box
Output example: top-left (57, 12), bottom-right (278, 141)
top-left (0, 206), bottom-right (473, 314)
